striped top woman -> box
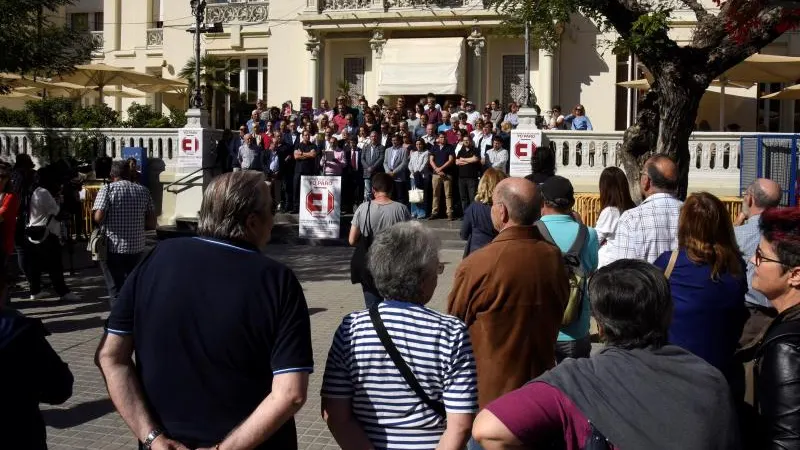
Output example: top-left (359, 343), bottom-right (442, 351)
top-left (322, 222), bottom-right (478, 450)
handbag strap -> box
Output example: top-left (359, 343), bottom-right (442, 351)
top-left (664, 250), bottom-right (679, 280)
top-left (364, 201), bottom-right (373, 238)
top-left (368, 304), bottom-right (447, 418)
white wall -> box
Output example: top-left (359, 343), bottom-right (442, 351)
top-left (265, 1), bottom-right (308, 107)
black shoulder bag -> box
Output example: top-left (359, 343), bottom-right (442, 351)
top-left (349, 201), bottom-right (374, 285)
top-left (369, 304), bottom-right (446, 418)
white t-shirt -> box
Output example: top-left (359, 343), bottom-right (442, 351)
top-left (28, 187), bottom-right (61, 236)
top-left (595, 206), bottom-right (621, 269)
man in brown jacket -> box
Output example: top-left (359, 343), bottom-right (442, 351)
top-left (448, 177), bottom-right (569, 409)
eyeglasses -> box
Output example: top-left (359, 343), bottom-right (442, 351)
top-left (755, 246), bottom-right (786, 267)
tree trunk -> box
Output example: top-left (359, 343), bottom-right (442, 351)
top-left (620, 59), bottom-right (708, 202)
top-left (654, 70), bottom-right (705, 201)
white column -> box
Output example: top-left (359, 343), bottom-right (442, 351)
top-left (306, 33), bottom-right (321, 104)
top-left (466, 25), bottom-right (485, 106)
top-left (369, 29), bottom-right (386, 98)
top-left (538, 48), bottom-right (554, 112)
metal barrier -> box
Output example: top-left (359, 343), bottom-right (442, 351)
top-left (573, 193), bottom-right (742, 227)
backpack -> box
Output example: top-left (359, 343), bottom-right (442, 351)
top-left (535, 221), bottom-right (589, 327)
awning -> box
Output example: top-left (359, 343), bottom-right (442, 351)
top-left (377, 38), bottom-right (464, 96)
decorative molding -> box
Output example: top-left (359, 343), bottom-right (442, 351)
top-left (306, 33), bottom-right (321, 59)
top-left (146, 28), bottom-right (163, 48)
top-left (384, 0), bottom-right (469, 7)
top-left (369, 29), bottom-right (387, 58)
top-left (320, 0), bottom-right (371, 10)
top-left (205, 1), bottom-right (269, 24)
top-left (466, 25), bottom-right (485, 57)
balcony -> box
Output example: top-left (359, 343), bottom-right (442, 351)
top-left (89, 31), bottom-right (104, 56)
top-left (146, 28), bottom-right (163, 48)
top-left (317, 0), bottom-right (474, 12)
top-left (205, 1), bottom-right (269, 23)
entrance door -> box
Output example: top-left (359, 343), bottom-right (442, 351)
top-left (502, 55), bottom-right (525, 107)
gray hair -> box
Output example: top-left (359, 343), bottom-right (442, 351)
top-left (367, 222), bottom-right (441, 304)
top-left (109, 160), bottom-right (128, 180)
top-left (749, 180), bottom-right (781, 209)
top-left (198, 171), bottom-right (269, 241)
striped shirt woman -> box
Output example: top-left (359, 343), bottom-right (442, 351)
top-left (322, 222), bottom-right (478, 450)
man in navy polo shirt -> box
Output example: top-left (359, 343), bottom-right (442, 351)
top-left (96, 171), bottom-right (313, 450)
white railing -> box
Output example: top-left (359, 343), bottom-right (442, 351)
top-left (317, 0), bottom-right (476, 12)
top-left (206, 1), bottom-right (269, 23)
top-left (541, 130), bottom-right (745, 196)
top-left (0, 127), bottom-right (181, 172)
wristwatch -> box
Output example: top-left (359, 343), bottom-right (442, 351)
top-left (142, 428), bottom-right (163, 449)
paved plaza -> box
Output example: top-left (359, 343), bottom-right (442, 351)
top-left (15, 243), bottom-right (465, 450)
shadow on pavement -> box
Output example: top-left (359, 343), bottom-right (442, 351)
top-left (265, 246), bottom-right (354, 284)
top-left (309, 307), bottom-right (327, 316)
top-left (44, 316), bottom-right (107, 334)
top-left (43, 398), bottom-right (114, 429)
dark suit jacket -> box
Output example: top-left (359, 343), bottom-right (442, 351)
top-left (360, 143), bottom-right (385, 179)
top-left (448, 226), bottom-right (569, 408)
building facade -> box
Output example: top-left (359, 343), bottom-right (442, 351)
top-left (61, 0), bottom-right (800, 132)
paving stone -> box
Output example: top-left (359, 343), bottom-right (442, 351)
top-left (16, 244), bottom-right (464, 449)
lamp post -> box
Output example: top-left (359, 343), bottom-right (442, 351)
top-left (189, 0), bottom-right (206, 109)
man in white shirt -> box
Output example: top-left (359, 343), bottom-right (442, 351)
top-left (422, 124), bottom-right (437, 147)
top-left (465, 101), bottom-right (480, 125)
top-left (474, 123), bottom-right (494, 160)
top-left (609, 155), bottom-right (682, 264)
top-left (483, 136), bottom-right (509, 174)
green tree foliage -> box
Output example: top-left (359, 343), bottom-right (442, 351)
top-left (178, 55), bottom-right (237, 111)
top-left (485, 0), bottom-right (800, 199)
top-left (0, 0), bottom-right (96, 91)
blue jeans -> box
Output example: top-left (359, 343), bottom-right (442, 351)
top-left (410, 177), bottom-right (426, 218)
top-left (363, 178), bottom-right (373, 202)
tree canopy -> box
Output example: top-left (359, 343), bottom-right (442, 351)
top-left (0, 0), bottom-right (95, 90)
top-left (486, 0), bottom-right (800, 198)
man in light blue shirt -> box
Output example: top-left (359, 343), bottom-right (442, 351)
top-left (537, 176), bottom-right (599, 361)
top-left (734, 178), bottom-right (782, 343)
top-left (564, 104), bottom-right (593, 131)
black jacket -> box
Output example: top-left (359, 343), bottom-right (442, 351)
top-left (0, 309), bottom-right (74, 449)
top-left (754, 304), bottom-right (800, 449)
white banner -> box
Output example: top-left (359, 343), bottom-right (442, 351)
top-left (299, 176), bottom-right (341, 239)
top-left (509, 129), bottom-right (543, 178)
top-left (177, 128), bottom-right (204, 173)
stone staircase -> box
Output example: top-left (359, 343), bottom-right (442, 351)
top-left (156, 213), bottom-right (466, 250)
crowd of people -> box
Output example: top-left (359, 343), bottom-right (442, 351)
top-left (0, 94), bottom-right (798, 450)
top-left (215, 94), bottom-right (593, 220)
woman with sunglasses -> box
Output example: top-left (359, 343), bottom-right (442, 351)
top-left (739, 206), bottom-right (800, 449)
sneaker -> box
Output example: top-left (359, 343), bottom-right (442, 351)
top-left (60, 292), bottom-right (79, 302)
top-left (29, 292), bottom-right (47, 300)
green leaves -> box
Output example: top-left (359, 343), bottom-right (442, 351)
top-left (0, 0), bottom-right (95, 88)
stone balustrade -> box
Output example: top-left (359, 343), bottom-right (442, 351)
top-left (206, 1), bottom-right (269, 23)
top-left (542, 130), bottom-right (745, 197)
top-left (317, 0), bottom-right (474, 12)
top-left (0, 127), bottom-right (746, 197)
top-left (0, 127), bottom-right (181, 172)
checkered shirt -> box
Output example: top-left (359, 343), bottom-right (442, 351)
top-left (92, 180), bottom-right (154, 254)
top-left (611, 193), bottom-right (683, 264)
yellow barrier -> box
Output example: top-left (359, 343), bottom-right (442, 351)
top-left (82, 184), bottom-right (102, 236)
top-left (574, 193), bottom-right (742, 227)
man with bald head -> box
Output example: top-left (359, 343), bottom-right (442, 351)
top-left (448, 178), bottom-right (569, 421)
top-left (735, 178), bottom-right (782, 342)
top-left (609, 154), bottom-right (683, 264)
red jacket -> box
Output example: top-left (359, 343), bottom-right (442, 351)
top-left (0, 192), bottom-right (19, 255)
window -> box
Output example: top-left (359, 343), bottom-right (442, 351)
top-left (224, 57), bottom-right (267, 129)
top-left (262, 58), bottom-right (268, 101)
top-left (502, 55), bottom-right (525, 107)
top-left (70, 13), bottom-right (89, 32)
top-left (614, 53), bottom-right (643, 131)
top-left (758, 83), bottom-right (782, 132)
top-left (93, 12), bottom-right (104, 32)
top-left (343, 57), bottom-right (365, 102)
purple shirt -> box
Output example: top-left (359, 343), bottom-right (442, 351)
top-left (486, 382), bottom-right (621, 450)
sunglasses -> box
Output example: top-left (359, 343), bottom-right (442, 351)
top-left (755, 246), bottom-right (786, 267)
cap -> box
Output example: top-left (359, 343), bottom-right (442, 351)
top-left (540, 175), bottom-right (575, 209)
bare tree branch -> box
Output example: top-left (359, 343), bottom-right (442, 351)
top-left (680, 0), bottom-right (710, 20)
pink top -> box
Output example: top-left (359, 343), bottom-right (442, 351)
top-left (485, 382), bottom-right (620, 450)
top-left (321, 150), bottom-right (346, 175)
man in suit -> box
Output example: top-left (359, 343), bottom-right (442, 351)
top-left (383, 134), bottom-right (410, 205)
top-left (448, 178), bottom-right (569, 430)
top-left (360, 131), bottom-right (385, 202)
